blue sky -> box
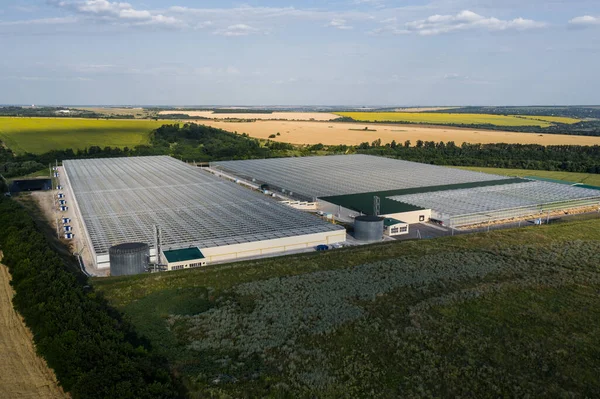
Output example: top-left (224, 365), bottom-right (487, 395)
top-left (0, 0), bottom-right (599, 106)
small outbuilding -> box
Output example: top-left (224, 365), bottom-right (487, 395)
top-left (384, 218), bottom-right (409, 236)
top-left (162, 247), bottom-right (207, 271)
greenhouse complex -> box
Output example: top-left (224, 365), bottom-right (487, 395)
top-left (54, 154), bottom-right (600, 276)
top-left (212, 155), bottom-right (600, 228)
top-left (61, 156), bottom-right (345, 271)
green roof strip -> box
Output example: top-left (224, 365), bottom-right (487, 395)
top-left (163, 247), bottom-right (205, 263)
top-left (525, 176), bottom-right (600, 191)
top-left (321, 178), bottom-right (526, 216)
top-left (384, 218), bottom-right (406, 227)
top-left (574, 184), bottom-right (600, 191)
top-left (524, 176), bottom-right (575, 185)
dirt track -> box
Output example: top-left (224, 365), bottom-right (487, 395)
top-left (0, 258), bottom-right (67, 398)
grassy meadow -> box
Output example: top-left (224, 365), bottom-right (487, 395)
top-left (0, 117), bottom-right (167, 154)
top-left (455, 166), bottom-right (600, 186)
top-left (94, 218), bottom-right (600, 398)
top-left (336, 112), bottom-right (581, 127)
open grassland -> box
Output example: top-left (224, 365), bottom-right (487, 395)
top-left (0, 117), bottom-right (165, 154)
top-left (455, 167), bottom-right (600, 186)
top-left (0, 261), bottom-right (67, 398)
top-left (161, 110), bottom-right (339, 121)
top-left (336, 112), bottom-right (582, 126)
top-left (94, 218), bottom-right (600, 398)
top-left (197, 120), bottom-right (600, 146)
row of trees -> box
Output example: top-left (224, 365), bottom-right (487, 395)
top-left (0, 197), bottom-right (183, 398)
top-left (357, 140), bottom-right (600, 173)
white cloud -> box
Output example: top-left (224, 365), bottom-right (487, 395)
top-left (373, 10), bottom-right (546, 36)
top-left (213, 24), bottom-right (263, 37)
top-left (569, 15), bottom-right (600, 27)
top-left (326, 19), bottom-right (353, 30)
top-left (47, 0), bottom-right (185, 28)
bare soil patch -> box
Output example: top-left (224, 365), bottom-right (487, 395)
top-left (0, 256), bottom-right (67, 398)
top-left (195, 120), bottom-right (600, 146)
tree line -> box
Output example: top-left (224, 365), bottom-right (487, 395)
top-left (357, 140), bottom-right (600, 174)
top-left (0, 197), bottom-right (183, 398)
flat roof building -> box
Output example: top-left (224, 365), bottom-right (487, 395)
top-left (63, 156), bottom-right (345, 270)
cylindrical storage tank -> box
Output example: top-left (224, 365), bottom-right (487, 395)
top-left (109, 243), bottom-right (149, 276)
top-left (354, 216), bottom-right (384, 242)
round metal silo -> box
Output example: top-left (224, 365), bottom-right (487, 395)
top-left (354, 216), bottom-right (384, 242)
top-left (109, 243), bottom-right (149, 276)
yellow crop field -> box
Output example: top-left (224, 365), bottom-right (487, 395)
top-left (516, 115), bottom-right (582, 124)
top-left (197, 120), bottom-right (600, 146)
top-left (336, 112), bottom-right (556, 127)
top-left (0, 117), bottom-right (167, 154)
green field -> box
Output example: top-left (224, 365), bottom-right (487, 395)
top-left (455, 166), bottom-right (600, 186)
top-left (336, 112), bottom-right (581, 127)
top-left (0, 117), bottom-right (167, 154)
top-left (94, 218), bottom-right (600, 397)
top-left (517, 115), bottom-right (582, 124)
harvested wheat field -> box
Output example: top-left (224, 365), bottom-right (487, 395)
top-left (0, 259), bottom-right (67, 399)
top-left (161, 110), bottom-right (338, 121)
top-left (196, 120), bottom-right (600, 146)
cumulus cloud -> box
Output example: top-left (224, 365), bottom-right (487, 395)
top-left (569, 15), bottom-right (600, 27)
top-left (372, 10), bottom-right (546, 36)
top-left (47, 0), bottom-right (185, 28)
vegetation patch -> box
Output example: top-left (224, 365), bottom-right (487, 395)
top-left (95, 219), bottom-right (600, 397)
top-left (0, 197), bottom-right (182, 398)
top-left (0, 117), bottom-right (164, 154)
top-left (335, 112), bottom-right (559, 127)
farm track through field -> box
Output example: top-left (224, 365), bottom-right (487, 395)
top-left (0, 258), bottom-right (67, 398)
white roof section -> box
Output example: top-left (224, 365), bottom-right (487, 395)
top-left (389, 181), bottom-right (600, 217)
top-left (212, 154), bottom-right (510, 199)
top-left (63, 156), bottom-right (343, 256)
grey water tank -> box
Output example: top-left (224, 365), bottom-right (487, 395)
top-left (109, 243), bottom-right (149, 276)
top-left (354, 215), bottom-right (384, 242)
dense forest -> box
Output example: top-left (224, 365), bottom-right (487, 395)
top-left (0, 197), bottom-right (183, 398)
top-left (359, 140), bottom-right (600, 173)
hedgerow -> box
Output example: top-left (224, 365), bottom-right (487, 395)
top-left (0, 197), bottom-right (183, 399)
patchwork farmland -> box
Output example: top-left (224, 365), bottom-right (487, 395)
top-left (196, 119), bottom-right (600, 146)
top-left (335, 112), bottom-right (582, 126)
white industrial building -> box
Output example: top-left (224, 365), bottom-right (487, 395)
top-left (63, 156), bottom-right (345, 270)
